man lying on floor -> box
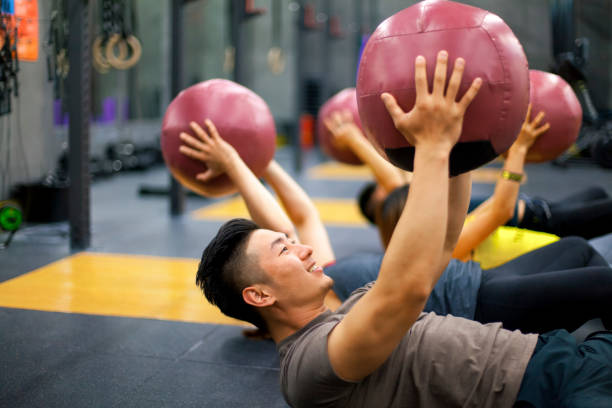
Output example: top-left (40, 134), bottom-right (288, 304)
top-left (193, 52), bottom-right (612, 407)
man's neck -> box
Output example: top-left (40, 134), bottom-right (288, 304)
top-left (267, 303), bottom-right (329, 344)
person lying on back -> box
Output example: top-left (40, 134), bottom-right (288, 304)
top-left (192, 51), bottom-right (612, 407)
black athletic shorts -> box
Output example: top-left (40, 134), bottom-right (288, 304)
top-left (515, 329), bottom-right (612, 407)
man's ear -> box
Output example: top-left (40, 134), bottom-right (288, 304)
top-left (242, 285), bottom-right (275, 308)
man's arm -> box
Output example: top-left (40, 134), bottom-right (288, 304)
top-left (327, 51), bottom-right (482, 381)
top-left (324, 111), bottom-right (406, 193)
top-left (178, 120), bottom-right (297, 241)
top-left (452, 105), bottom-right (549, 260)
top-left (180, 121), bottom-right (341, 310)
top-left (262, 161), bottom-right (335, 267)
top-left (441, 172), bottom-right (472, 265)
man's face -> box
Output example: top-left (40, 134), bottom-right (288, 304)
top-left (245, 229), bottom-right (333, 308)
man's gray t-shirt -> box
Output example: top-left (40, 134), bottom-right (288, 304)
top-left (278, 283), bottom-right (538, 408)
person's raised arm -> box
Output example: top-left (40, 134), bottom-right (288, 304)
top-left (324, 111), bottom-right (405, 193)
top-left (178, 119), bottom-right (297, 241)
top-left (327, 51), bottom-right (481, 381)
top-left (262, 160), bottom-right (335, 267)
top-left (442, 172), bottom-right (472, 262)
top-left (452, 105), bottom-right (550, 260)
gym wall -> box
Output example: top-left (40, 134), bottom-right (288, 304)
top-left (1, 0), bottom-right (610, 202)
top-left (0, 0), bottom-right (57, 200)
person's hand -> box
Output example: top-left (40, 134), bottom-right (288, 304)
top-left (178, 119), bottom-right (240, 182)
top-left (323, 110), bottom-right (361, 150)
top-left (380, 50), bottom-right (482, 153)
top-left (512, 104), bottom-right (550, 151)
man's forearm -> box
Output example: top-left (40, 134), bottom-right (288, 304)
top-left (452, 148), bottom-right (526, 260)
top-left (347, 133), bottom-right (405, 193)
top-left (380, 145), bottom-right (450, 292)
top-left (263, 161), bottom-right (317, 226)
top-left (490, 145), bottom-right (528, 221)
top-left (445, 172), bottom-right (471, 254)
top-left (225, 159), bottom-right (295, 236)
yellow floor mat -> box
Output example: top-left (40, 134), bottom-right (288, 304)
top-left (0, 252), bottom-right (246, 326)
top-left (308, 161), bottom-right (501, 183)
top-left (307, 162), bottom-right (372, 180)
top-left (192, 196), bottom-right (368, 227)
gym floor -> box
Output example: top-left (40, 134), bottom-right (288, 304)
top-left (1, 147), bottom-right (612, 408)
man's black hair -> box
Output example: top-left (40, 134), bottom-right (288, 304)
top-left (196, 218), bottom-right (267, 329)
top-left (378, 184), bottom-right (410, 248)
top-left (357, 181), bottom-right (378, 224)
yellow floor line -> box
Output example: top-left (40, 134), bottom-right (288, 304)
top-left (307, 162), bottom-right (373, 180)
top-left (192, 196), bottom-right (368, 227)
top-left (308, 160), bottom-right (500, 183)
top-left (307, 161), bottom-right (501, 184)
top-left (0, 252), bottom-right (247, 327)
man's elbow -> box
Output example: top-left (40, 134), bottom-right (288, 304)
top-left (397, 283), bottom-right (431, 308)
top-left (291, 204), bottom-right (318, 225)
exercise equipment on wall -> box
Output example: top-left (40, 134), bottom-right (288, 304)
top-left (0, 200), bottom-right (22, 249)
top-left (0, 1), bottom-right (26, 236)
top-left (45, 0), bottom-right (69, 100)
top-left (0, 0), bottom-right (19, 116)
top-left (267, 0), bottom-right (284, 75)
top-left (225, 0), bottom-right (265, 77)
top-left (553, 50), bottom-right (612, 168)
top-left (92, 0), bottom-right (141, 73)
top-left (550, 0), bottom-right (612, 169)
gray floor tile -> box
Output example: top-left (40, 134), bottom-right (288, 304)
top-left (129, 359), bottom-right (288, 408)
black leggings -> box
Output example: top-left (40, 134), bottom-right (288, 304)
top-left (519, 186), bottom-right (612, 239)
top-left (475, 237), bottom-right (612, 334)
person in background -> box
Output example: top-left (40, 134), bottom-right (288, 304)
top-left (345, 109), bottom-right (612, 242)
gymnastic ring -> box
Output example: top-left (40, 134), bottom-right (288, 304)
top-left (93, 56), bottom-right (110, 73)
top-left (92, 36), bottom-right (111, 72)
top-left (267, 47), bottom-right (285, 75)
top-left (106, 34), bottom-right (141, 70)
top-left (103, 34), bottom-right (129, 67)
top-left (107, 35), bottom-right (142, 70)
top-left (93, 35), bottom-right (127, 74)
top-left (122, 35), bottom-right (142, 69)
top-left (103, 34), bottom-right (131, 69)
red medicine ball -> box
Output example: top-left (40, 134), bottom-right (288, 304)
top-left (316, 88), bottom-right (364, 165)
top-left (161, 79), bottom-right (276, 197)
top-left (356, 0), bottom-right (530, 176)
top-left (526, 70), bottom-right (582, 163)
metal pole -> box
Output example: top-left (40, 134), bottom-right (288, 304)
top-left (169, 0), bottom-right (185, 215)
top-left (67, 0), bottom-right (91, 250)
top-left (369, 0), bottom-right (379, 33)
top-left (231, 0), bottom-right (246, 84)
top-left (293, 0), bottom-right (306, 172)
top-left (354, 0), bottom-right (363, 81)
top-left (321, 1), bottom-right (331, 101)
top-left (551, 0), bottom-right (575, 57)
